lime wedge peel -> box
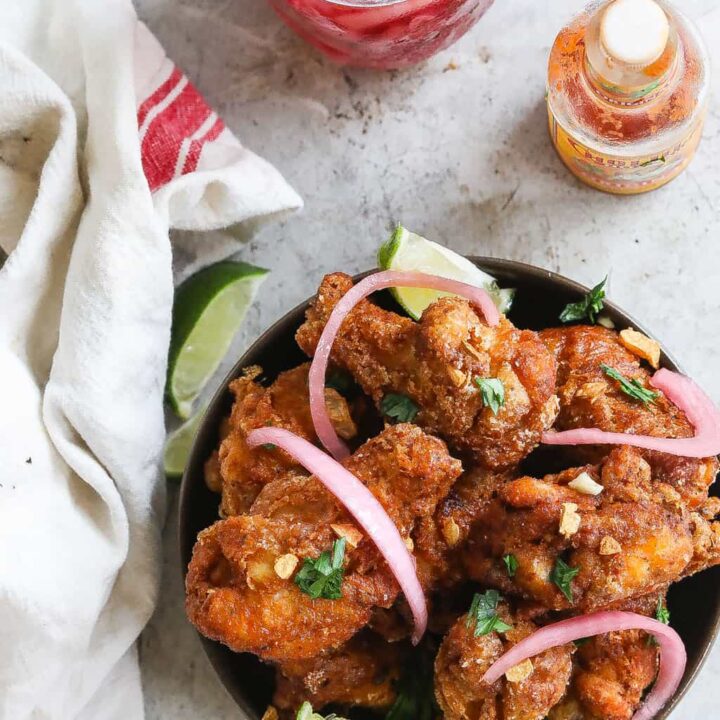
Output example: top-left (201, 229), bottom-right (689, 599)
top-left (167, 261), bottom-right (269, 419)
top-left (164, 408), bottom-right (205, 479)
top-left (377, 226), bottom-right (515, 320)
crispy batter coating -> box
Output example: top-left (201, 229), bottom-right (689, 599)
top-left (212, 363), bottom-right (357, 515)
top-left (273, 633), bottom-right (404, 713)
top-left (413, 466), bottom-right (512, 592)
top-left (435, 605), bottom-right (573, 720)
top-left (463, 448), bottom-right (695, 612)
top-left (574, 628), bottom-right (658, 720)
top-left (296, 273), bottom-right (559, 469)
top-left (540, 325), bottom-right (719, 510)
top-left (548, 594), bottom-right (660, 720)
top-left (186, 515), bottom-right (377, 661)
top-left (186, 425), bottom-right (461, 662)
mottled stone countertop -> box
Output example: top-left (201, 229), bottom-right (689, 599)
top-left (136, 0), bottom-right (720, 717)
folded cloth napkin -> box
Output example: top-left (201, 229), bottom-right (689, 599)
top-left (0, 1), bottom-right (302, 719)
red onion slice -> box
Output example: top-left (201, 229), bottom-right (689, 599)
top-left (246, 427), bottom-right (428, 644)
top-left (542, 368), bottom-right (720, 458)
top-left (308, 270), bottom-right (501, 459)
top-left (482, 611), bottom-right (686, 720)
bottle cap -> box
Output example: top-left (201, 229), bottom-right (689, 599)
top-left (601, 0), bottom-right (669, 67)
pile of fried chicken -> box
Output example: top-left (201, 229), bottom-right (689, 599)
top-left (186, 272), bottom-right (720, 720)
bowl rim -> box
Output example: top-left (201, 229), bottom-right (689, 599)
top-left (178, 256), bottom-right (720, 720)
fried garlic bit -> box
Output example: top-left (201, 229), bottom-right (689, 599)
top-left (442, 517), bottom-right (462, 547)
top-left (505, 658), bottom-right (534, 683)
top-left (331, 523), bottom-right (364, 548)
top-left (274, 554), bottom-right (299, 580)
top-left (599, 536), bottom-right (622, 556)
top-left (568, 471), bottom-right (604, 496)
top-left (559, 502), bottom-right (581, 538)
top-left (619, 328), bottom-right (661, 369)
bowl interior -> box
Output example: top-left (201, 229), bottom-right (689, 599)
top-left (179, 258), bottom-right (720, 720)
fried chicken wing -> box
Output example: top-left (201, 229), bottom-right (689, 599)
top-left (273, 633), bottom-right (404, 714)
top-left (412, 466), bottom-right (511, 592)
top-left (540, 326), bottom-right (719, 510)
top-left (211, 363), bottom-right (357, 515)
top-left (463, 448), bottom-right (695, 612)
top-left (296, 273), bottom-right (559, 469)
top-left (573, 627), bottom-right (658, 720)
top-left (548, 594), bottom-right (661, 720)
top-left (186, 425), bottom-right (462, 662)
top-left (435, 605), bottom-right (573, 720)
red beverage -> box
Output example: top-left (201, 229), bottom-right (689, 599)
top-left (267, 0), bottom-right (495, 70)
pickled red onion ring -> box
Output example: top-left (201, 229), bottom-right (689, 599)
top-left (482, 611), bottom-right (685, 720)
top-left (245, 426), bottom-right (428, 644)
top-left (308, 270), bottom-right (500, 460)
top-left (542, 368), bottom-right (720, 458)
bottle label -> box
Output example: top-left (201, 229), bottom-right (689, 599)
top-left (548, 105), bottom-right (706, 194)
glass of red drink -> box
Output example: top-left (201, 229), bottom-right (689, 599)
top-left (267, 0), bottom-right (495, 70)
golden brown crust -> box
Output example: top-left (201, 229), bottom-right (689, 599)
top-left (186, 425), bottom-right (461, 663)
top-left (540, 325), bottom-right (719, 510)
top-left (296, 272), bottom-right (559, 469)
top-left (214, 363), bottom-right (357, 516)
top-left (463, 447), bottom-right (695, 612)
top-left (435, 607), bottom-right (573, 720)
top-left (273, 633), bottom-right (404, 713)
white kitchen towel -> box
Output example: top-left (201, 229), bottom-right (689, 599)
top-left (0, 1), bottom-right (302, 719)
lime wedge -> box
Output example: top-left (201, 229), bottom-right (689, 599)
top-left (167, 261), bottom-right (269, 418)
top-left (377, 227), bottom-right (515, 320)
top-left (164, 408), bottom-right (205, 479)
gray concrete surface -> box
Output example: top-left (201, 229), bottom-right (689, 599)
top-left (136, 0), bottom-right (720, 716)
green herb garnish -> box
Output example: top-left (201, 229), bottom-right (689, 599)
top-left (503, 553), bottom-right (518, 578)
top-left (647, 595), bottom-right (671, 647)
top-left (262, 443), bottom-right (276, 450)
top-left (655, 596), bottom-right (670, 625)
top-left (551, 558), bottom-right (580, 603)
top-left (381, 393), bottom-right (419, 423)
top-left (559, 277), bottom-right (607, 324)
top-left (601, 364), bottom-right (659, 406)
top-left (466, 590), bottom-right (512, 637)
top-left (474, 377), bottom-right (505, 415)
top-left (574, 637), bottom-right (591, 647)
top-left (294, 538), bottom-right (346, 600)
top-left (646, 597), bottom-right (670, 647)
top-left (296, 702), bottom-right (347, 720)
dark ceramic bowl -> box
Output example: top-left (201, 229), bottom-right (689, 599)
top-left (179, 258), bottom-right (720, 720)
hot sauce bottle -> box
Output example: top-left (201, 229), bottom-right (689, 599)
top-left (547, 0), bottom-right (709, 194)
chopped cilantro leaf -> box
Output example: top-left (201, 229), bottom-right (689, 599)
top-left (551, 558), bottom-right (580, 603)
top-left (647, 595), bottom-right (671, 647)
top-left (381, 393), bottom-right (419, 423)
top-left (466, 590), bottom-right (512, 637)
top-left (294, 538), bottom-right (346, 600)
top-left (474, 377), bottom-right (505, 415)
top-left (503, 553), bottom-right (518, 578)
top-left (601, 364), bottom-right (659, 406)
top-left (655, 596), bottom-right (670, 625)
top-left (296, 702), bottom-right (346, 720)
top-left (559, 277), bottom-right (607, 324)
